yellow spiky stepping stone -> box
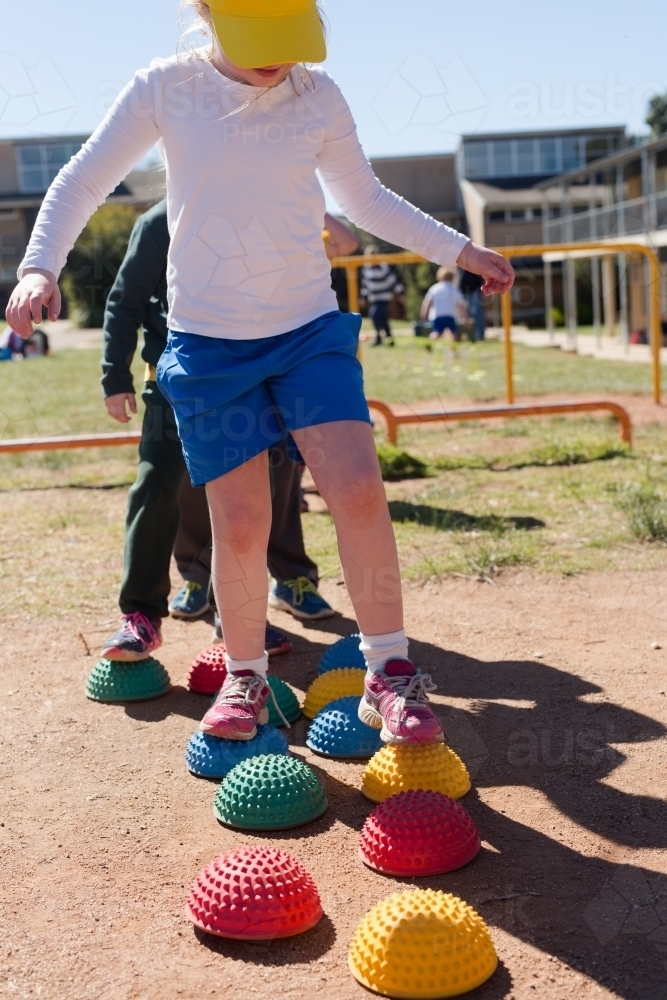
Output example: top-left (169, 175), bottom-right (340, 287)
top-left (303, 668), bottom-right (365, 719)
top-left (349, 889), bottom-right (497, 998)
top-left (361, 743), bottom-right (471, 803)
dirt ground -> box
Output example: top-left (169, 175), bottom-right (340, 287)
top-left (2, 569), bottom-right (667, 1000)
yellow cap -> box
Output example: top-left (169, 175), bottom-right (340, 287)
top-left (207, 0), bottom-right (327, 69)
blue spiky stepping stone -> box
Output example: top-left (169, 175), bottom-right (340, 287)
top-left (86, 657), bottom-right (170, 703)
top-left (185, 724), bottom-right (289, 779)
top-left (318, 633), bottom-right (365, 674)
top-left (306, 696), bottom-right (382, 759)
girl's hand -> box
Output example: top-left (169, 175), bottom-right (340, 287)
top-left (6, 268), bottom-right (61, 338)
top-left (457, 241), bottom-right (515, 296)
top-left (105, 393), bottom-right (137, 424)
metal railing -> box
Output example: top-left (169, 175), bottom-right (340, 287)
top-left (331, 239), bottom-right (662, 405)
top-left (367, 398), bottom-right (633, 447)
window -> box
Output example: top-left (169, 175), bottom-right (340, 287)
top-left (16, 142), bottom-right (82, 194)
top-left (530, 208), bottom-right (543, 219)
top-left (562, 137), bottom-right (581, 171)
top-left (517, 139), bottom-right (536, 175)
top-left (539, 138), bottom-right (558, 173)
top-left (510, 209), bottom-right (526, 220)
top-left (489, 210), bottom-right (506, 222)
top-left (586, 136), bottom-right (610, 164)
top-left (464, 141), bottom-right (490, 178)
top-left (492, 141), bottom-right (513, 176)
top-left (548, 207), bottom-right (561, 219)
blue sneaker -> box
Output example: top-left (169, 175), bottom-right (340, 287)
top-left (169, 581), bottom-right (210, 620)
top-left (269, 577), bottom-right (336, 621)
top-left (211, 615), bottom-right (293, 656)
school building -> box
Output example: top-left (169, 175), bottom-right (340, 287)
top-left (0, 135), bottom-right (165, 312)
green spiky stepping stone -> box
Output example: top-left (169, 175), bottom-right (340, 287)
top-left (267, 675), bottom-right (301, 726)
top-left (86, 657), bottom-right (171, 703)
top-left (213, 753), bottom-right (328, 831)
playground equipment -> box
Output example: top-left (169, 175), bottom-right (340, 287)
top-left (184, 725), bottom-right (289, 780)
top-left (186, 644), bottom-right (227, 694)
top-left (359, 790), bottom-right (481, 877)
top-left (332, 238), bottom-right (660, 408)
top-left (348, 889), bottom-right (498, 999)
top-left (186, 846), bottom-right (323, 940)
top-left (306, 696), bottom-right (383, 759)
top-left (367, 397), bottom-right (633, 447)
top-left (213, 753), bottom-right (328, 830)
top-left (318, 633), bottom-right (365, 674)
top-left (266, 675), bottom-right (302, 726)
top-left (362, 743), bottom-right (471, 803)
top-left (85, 657), bottom-right (170, 703)
top-left (303, 667), bottom-right (366, 719)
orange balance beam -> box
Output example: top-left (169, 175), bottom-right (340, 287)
top-left (367, 399), bottom-right (632, 447)
top-left (0, 431), bottom-right (142, 454)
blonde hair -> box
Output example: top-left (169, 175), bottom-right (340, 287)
top-left (437, 267), bottom-right (455, 283)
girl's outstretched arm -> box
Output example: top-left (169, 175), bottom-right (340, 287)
top-left (317, 78), bottom-right (514, 292)
top-left (7, 67), bottom-right (160, 336)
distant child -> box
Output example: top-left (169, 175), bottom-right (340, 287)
top-left (7, 0), bottom-right (514, 746)
top-left (420, 268), bottom-right (468, 342)
top-left (360, 246), bottom-right (405, 347)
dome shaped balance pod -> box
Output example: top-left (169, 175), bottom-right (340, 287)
top-left (267, 675), bottom-right (301, 726)
top-left (186, 644), bottom-right (227, 695)
top-left (349, 889), bottom-right (498, 998)
top-left (86, 658), bottom-right (170, 703)
top-left (359, 790), bottom-right (481, 877)
top-left (307, 696), bottom-right (382, 759)
top-left (186, 846), bottom-right (323, 940)
top-left (361, 744), bottom-right (471, 804)
top-left (185, 724), bottom-right (289, 780)
top-left (213, 753), bottom-right (328, 830)
top-left (303, 668), bottom-right (366, 719)
top-left (318, 633), bottom-right (365, 674)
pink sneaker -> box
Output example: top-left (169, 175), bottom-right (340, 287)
top-left (101, 612), bottom-right (162, 662)
top-left (199, 671), bottom-right (270, 741)
top-left (358, 659), bottom-right (444, 746)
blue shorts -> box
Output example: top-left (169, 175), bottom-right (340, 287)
top-left (433, 315), bottom-right (458, 336)
top-left (156, 310), bottom-right (370, 485)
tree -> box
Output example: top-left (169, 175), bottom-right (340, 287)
top-left (646, 92), bottom-right (667, 138)
top-left (60, 204), bottom-right (139, 327)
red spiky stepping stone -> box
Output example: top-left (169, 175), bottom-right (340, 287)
top-left (186, 644), bottom-right (227, 695)
top-left (359, 790), bottom-right (481, 877)
top-left (186, 846), bottom-right (323, 940)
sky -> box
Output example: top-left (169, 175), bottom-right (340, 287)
top-left (2, 0), bottom-right (665, 158)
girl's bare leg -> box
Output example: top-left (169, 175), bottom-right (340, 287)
top-left (205, 451), bottom-right (272, 661)
top-left (291, 420), bottom-right (403, 634)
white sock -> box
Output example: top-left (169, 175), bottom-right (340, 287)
top-left (225, 652), bottom-right (269, 677)
top-left (359, 629), bottom-right (409, 675)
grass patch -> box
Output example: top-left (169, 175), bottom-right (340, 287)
top-left (611, 482), bottom-right (667, 542)
top-left (377, 444), bottom-right (428, 480)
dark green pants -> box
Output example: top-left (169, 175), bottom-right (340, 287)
top-left (120, 382), bottom-right (318, 620)
top-left (119, 382), bottom-right (185, 619)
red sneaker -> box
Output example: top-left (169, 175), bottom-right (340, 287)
top-left (199, 671), bottom-right (270, 741)
top-left (358, 659), bottom-right (444, 746)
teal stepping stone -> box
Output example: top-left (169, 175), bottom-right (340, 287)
top-left (86, 657), bottom-right (170, 703)
top-left (213, 753), bottom-right (328, 831)
top-left (267, 675), bottom-right (301, 726)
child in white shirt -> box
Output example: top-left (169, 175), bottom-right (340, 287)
top-left (421, 268), bottom-right (469, 342)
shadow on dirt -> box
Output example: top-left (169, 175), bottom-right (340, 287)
top-left (387, 501), bottom-right (545, 533)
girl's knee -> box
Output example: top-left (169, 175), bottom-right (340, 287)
top-left (334, 466), bottom-right (385, 519)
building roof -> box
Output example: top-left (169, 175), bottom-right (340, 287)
top-left (461, 180), bottom-right (607, 208)
top-left (460, 125), bottom-right (626, 144)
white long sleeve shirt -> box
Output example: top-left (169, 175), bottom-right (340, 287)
top-left (20, 54), bottom-right (469, 340)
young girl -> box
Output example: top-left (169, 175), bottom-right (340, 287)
top-left (421, 267), bottom-right (468, 342)
top-left (8, 0), bottom-right (514, 745)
